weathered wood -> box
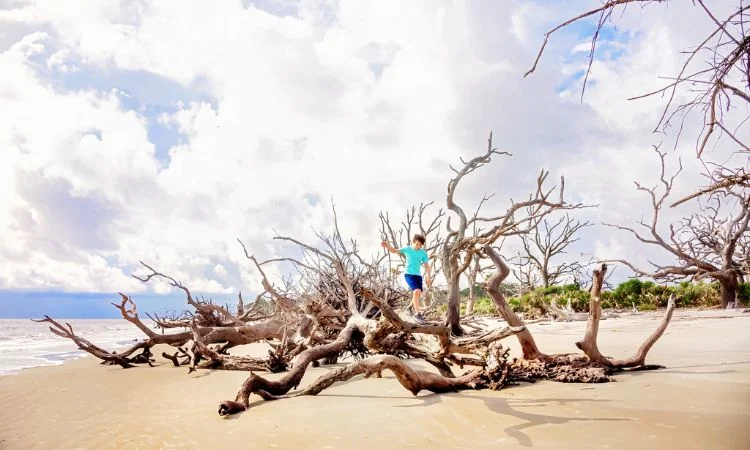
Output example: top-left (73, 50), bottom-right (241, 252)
top-left (575, 264), bottom-right (677, 369)
top-left (483, 245), bottom-right (547, 361)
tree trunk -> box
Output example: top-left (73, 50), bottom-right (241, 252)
top-left (720, 277), bottom-right (739, 308)
top-left (483, 246), bottom-right (546, 360)
top-left (441, 250), bottom-right (464, 335)
top-left (237, 293), bottom-right (245, 316)
top-left (486, 286), bottom-right (545, 360)
top-left (445, 278), bottom-right (464, 335)
top-left (465, 257), bottom-right (480, 314)
top-left (466, 284), bottom-right (476, 315)
top-left (576, 264), bottom-right (677, 369)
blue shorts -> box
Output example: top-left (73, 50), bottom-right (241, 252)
top-left (404, 274), bottom-right (423, 291)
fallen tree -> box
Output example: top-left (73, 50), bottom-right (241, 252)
top-left (215, 244), bottom-right (676, 416)
top-left (37, 136), bottom-right (679, 416)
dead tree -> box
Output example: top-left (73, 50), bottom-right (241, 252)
top-left (33, 259), bottom-right (307, 372)
top-left (525, 1), bottom-right (749, 200)
top-left (463, 204), bottom-right (500, 314)
top-left (216, 237), bottom-right (676, 415)
top-left (378, 202), bottom-right (445, 261)
top-left (604, 148), bottom-right (750, 308)
top-left (524, 2), bottom-right (750, 300)
top-left (571, 257), bottom-right (617, 291)
top-left (33, 315), bottom-right (149, 368)
top-left (38, 149), bottom-right (679, 418)
top-left (439, 132), bottom-right (581, 335)
top-left (513, 211), bottom-right (593, 288)
top-left (575, 264), bottom-right (675, 369)
top-left (483, 245), bottom-right (675, 370)
top-left (217, 216), bottom-right (531, 414)
top-left (511, 252), bottom-right (540, 293)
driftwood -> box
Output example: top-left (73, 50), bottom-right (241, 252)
top-left (217, 300), bottom-right (526, 415)
top-left (34, 315), bottom-right (152, 368)
top-left (483, 246), bottom-right (675, 377)
top-left (161, 347), bottom-right (191, 367)
top-left (38, 136), bottom-right (679, 417)
top-left (545, 298), bottom-right (621, 322)
top-left (575, 265), bottom-right (676, 369)
top-left (38, 230), bottom-right (677, 417)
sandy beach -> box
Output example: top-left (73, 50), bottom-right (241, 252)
top-left (1, 309), bottom-right (749, 450)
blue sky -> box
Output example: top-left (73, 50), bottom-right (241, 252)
top-left (26, 38), bottom-right (214, 166)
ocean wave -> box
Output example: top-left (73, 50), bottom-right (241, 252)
top-left (0, 355), bottom-right (69, 376)
top-left (0, 319), bottom-right (145, 376)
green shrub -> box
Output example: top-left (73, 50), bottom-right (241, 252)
top-left (739, 283), bottom-right (750, 306)
top-left (471, 297), bottom-right (496, 315)
top-left (444, 278), bottom-right (743, 319)
top-left (436, 296), bottom-right (496, 316)
top-left (508, 296), bottom-right (522, 312)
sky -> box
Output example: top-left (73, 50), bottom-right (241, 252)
top-left (0, 0), bottom-right (746, 318)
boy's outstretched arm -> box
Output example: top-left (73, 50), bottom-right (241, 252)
top-left (381, 241), bottom-right (401, 254)
top-left (423, 262), bottom-right (432, 287)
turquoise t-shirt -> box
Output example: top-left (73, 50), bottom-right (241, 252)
top-left (399, 246), bottom-right (429, 276)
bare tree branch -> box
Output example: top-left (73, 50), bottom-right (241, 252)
top-left (603, 148), bottom-right (749, 307)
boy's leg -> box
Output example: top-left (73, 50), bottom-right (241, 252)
top-left (410, 275), bottom-right (425, 322)
top-left (412, 289), bottom-right (422, 313)
top-left (411, 287), bottom-right (426, 323)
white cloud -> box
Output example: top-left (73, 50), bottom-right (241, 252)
top-left (0, 0), bottom-right (741, 296)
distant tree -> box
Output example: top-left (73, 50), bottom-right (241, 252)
top-left (512, 210), bottom-right (592, 289)
top-left (605, 148), bottom-right (749, 308)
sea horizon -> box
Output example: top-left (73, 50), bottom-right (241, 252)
top-left (0, 289), bottom-right (245, 376)
top-left (0, 289), bottom-right (245, 319)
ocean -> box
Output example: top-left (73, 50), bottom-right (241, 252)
top-left (0, 319), bottom-right (153, 376)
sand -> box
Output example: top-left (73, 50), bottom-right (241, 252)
top-left (1, 309), bottom-right (749, 449)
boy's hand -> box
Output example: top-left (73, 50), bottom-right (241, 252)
top-left (380, 241), bottom-right (389, 248)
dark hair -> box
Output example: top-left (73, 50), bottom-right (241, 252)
top-left (412, 234), bottom-right (426, 245)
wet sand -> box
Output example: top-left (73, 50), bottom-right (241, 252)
top-left (1, 309), bottom-right (749, 449)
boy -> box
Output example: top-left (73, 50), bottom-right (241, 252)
top-left (381, 234), bottom-right (432, 323)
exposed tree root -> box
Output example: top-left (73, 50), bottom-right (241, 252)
top-left (162, 347), bottom-right (191, 367)
top-left (219, 341), bottom-right (515, 416)
top-left (218, 316), bottom-right (371, 415)
top-left (510, 355), bottom-right (612, 383)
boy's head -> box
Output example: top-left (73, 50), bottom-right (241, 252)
top-left (412, 234), bottom-right (426, 249)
